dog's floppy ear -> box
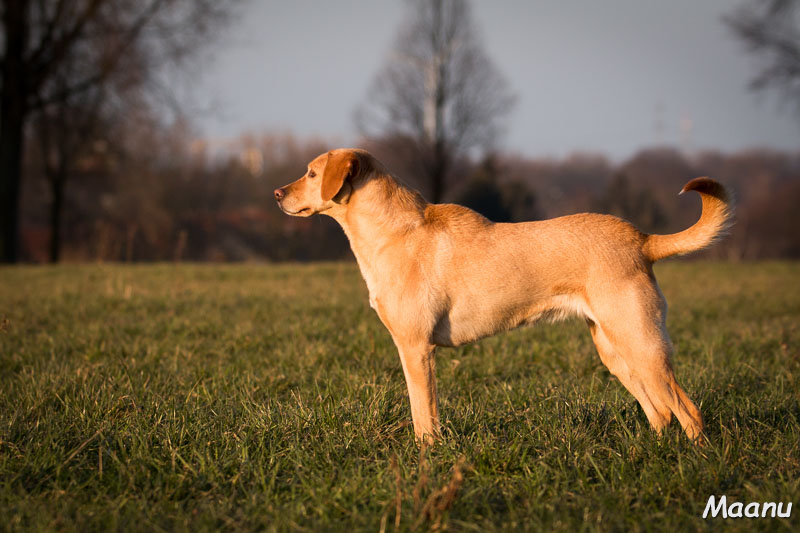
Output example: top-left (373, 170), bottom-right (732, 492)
top-left (321, 150), bottom-right (361, 202)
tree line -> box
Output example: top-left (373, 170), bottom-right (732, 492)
top-left (0, 0), bottom-right (237, 263)
top-left (4, 0), bottom-right (799, 263)
top-left (16, 126), bottom-right (800, 262)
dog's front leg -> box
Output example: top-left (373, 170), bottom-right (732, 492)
top-left (395, 339), bottom-right (439, 443)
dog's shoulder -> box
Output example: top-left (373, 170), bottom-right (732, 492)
top-left (422, 203), bottom-right (492, 231)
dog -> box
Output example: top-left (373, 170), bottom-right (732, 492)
top-left (274, 148), bottom-right (732, 443)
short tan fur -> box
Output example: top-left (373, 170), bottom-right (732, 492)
top-left (275, 149), bottom-right (733, 443)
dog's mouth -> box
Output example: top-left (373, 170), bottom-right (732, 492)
top-left (281, 206), bottom-right (311, 216)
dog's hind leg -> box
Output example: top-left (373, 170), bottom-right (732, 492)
top-left (626, 332), bottom-right (704, 442)
top-left (625, 337), bottom-right (704, 442)
top-left (589, 282), bottom-right (704, 441)
top-left (589, 321), bottom-right (672, 432)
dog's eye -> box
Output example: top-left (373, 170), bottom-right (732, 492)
top-left (308, 170), bottom-right (316, 178)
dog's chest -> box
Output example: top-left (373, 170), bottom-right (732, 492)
top-left (350, 253), bottom-right (380, 310)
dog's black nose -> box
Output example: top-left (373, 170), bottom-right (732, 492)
top-left (274, 188), bottom-right (285, 200)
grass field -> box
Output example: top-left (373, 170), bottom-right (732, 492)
top-left (1, 261), bottom-right (798, 531)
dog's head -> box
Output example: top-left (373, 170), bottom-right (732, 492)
top-left (274, 148), bottom-right (369, 217)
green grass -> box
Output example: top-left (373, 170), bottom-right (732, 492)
top-left (1, 261), bottom-right (798, 532)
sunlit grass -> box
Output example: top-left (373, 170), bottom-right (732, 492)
top-left (1, 262), bottom-right (798, 531)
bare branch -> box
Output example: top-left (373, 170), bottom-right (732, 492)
top-left (28, 0), bottom-right (70, 66)
top-left (28, 0), bottom-right (107, 90)
top-left (725, 0), bottom-right (800, 118)
top-left (356, 0), bottom-right (514, 201)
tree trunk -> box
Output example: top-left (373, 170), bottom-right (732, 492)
top-left (0, 0), bottom-right (29, 263)
top-left (0, 97), bottom-right (25, 264)
top-left (48, 175), bottom-right (65, 263)
top-left (429, 139), bottom-right (448, 204)
top-left (430, 163), bottom-right (445, 204)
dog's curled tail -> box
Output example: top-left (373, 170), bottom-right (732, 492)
top-left (642, 177), bottom-right (733, 262)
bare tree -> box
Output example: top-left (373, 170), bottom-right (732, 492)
top-left (356, 0), bottom-right (514, 203)
top-left (32, 77), bottom-right (112, 262)
top-left (725, 0), bottom-right (800, 117)
top-left (0, 0), bottom-right (237, 263)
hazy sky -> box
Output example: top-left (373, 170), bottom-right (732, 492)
top-left (194, 0), bottom-right (799, 160)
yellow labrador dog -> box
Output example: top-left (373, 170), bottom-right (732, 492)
top-left (274, 148), bottom-right (732, 443)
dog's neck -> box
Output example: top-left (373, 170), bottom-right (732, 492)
top-left (326, 173), bottom-right (427, 297)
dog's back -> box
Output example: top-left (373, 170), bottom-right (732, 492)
top-left (275, 148), bottom-right (732, 443)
